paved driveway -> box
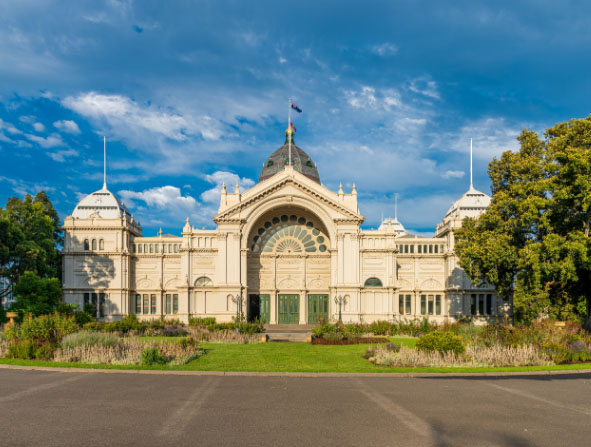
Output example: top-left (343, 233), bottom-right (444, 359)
top-left (1, 369), bottom-right (590, 446)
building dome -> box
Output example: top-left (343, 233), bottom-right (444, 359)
top-left (378, 217), bottom-right (407, 235)
top-left (72, 184), bottom-right (131, 219)
top-left (259, 128), bottom-right (320, 184)
top-left (444, 185), bottom-right (491, 220)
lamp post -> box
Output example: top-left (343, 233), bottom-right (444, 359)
top-left (231, 293), bottom-right (244, 321)
top-left (334, 295), bottom-right (346, 323)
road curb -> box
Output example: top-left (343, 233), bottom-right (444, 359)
top-left (1, 363), bottom-right (591, 378)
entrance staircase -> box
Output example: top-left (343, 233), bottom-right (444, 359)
top-left (264, 324), bottom-right (314, 342)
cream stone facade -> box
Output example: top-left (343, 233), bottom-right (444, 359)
top-left (62, 129), bottom-right (510, 324)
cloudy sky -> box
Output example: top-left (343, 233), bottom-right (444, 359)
top-left (1, 0), bottom-right (590, 236)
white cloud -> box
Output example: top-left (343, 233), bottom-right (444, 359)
top-left (279, 57), bottom-right (287, 64)
top-left (0, 131), bottom-right (13, 143)
top-left (63, 92), bottom-right (224, 141)
top-left (447, 117), bottom-right (522, 159)
top-left (393, 117), bottom-right (427, 133)
top-left (19, 115), bottom-right (35, 124)
top-left (409, 79), bottom-right (440, 100)
top-left (25, 132), bottom-right (64, 148)
top-left (442, 170), bottom-right (465, 179)
top-left (33, 122), bottom-right (45, 132)
top-left (201, 171), bottom-right (255, 203)
top-left (117, 170), bottom-right (255, 228)
top-left (0, 175), bottom-right (56, 197)
top-left (347, 86), bottom-right (378, 109)
top-left (48, 148), bottom-right (79, 162)
top-left (371, 42), bottom-right (398, 56)
top-left (53, 119), bottom-right (81, 134)
top-left (0, 118), bottom-right (22, 134)
top-left (119, 185), bottom-right (197, 209)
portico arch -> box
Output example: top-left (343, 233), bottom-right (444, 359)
top-left (245, 202), bottom-right (332, 325)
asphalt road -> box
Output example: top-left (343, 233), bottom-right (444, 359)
top-left (1, 369), bottom-right (590, 447)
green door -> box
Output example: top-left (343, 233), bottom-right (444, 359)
top-left (278, 294), bottom-right (299, 324)
top-left (259, 294), bottom-right (270, 324)
top-left (308, 294), bottom-right (329, 324)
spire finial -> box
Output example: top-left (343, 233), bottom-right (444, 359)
top-left (338, 183), bottom-right (343, 194)
top-left (288, 97), bottom-right (292, 167)
top-left (470, 138), bottom-right (473, 189)
top-left (103, 136), bottom-right (107, 189)
top-left (158, 228), bottom-right (163, 237)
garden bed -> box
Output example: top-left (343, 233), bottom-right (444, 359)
top-left (311, 337), bottom-right (390, 345)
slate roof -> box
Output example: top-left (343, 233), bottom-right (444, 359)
top-left (259, 130), bottom-right (320, 184)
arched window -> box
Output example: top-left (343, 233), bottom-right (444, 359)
top-left (91, 239), bottom-right (97, 250)
top-left (84, 239), bottom-right (89, 250)
top-left (364, 277), bottom-right (383, 287)
top-left (195, 276), bottom-right (213, 287)
top-left (99, 239), bottom-right (104, 250)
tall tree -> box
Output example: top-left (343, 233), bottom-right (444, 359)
top-left (0, 191), bottom-right (62, 299)
top-left (455, 116), bottom-right (591, 328)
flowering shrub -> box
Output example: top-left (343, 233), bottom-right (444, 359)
top-left (189, 317), bottom-right (217, 326)
top-left (416, 331), bottom-right (465, 355)
top-left (2, 313), bottom-right (79, 360)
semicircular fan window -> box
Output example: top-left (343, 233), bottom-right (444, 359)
top-left (250, 214), bottom-right (329, 253)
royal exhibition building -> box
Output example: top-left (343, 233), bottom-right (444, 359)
top-left (62, 128), bottom-right (508, 325)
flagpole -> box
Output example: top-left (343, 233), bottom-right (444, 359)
top-left (470, 138), bottom-right (473, 189)
top-left (288, 97), bottom-right (292, 167)
top-left (103, 136), bottom-right (107, 189)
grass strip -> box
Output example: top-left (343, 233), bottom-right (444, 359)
top-left (2, 337), bottom-right (591, 374)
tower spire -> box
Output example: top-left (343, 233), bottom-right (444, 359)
top-left (103, 136), bottom-right (107, 189)
top-left (288, 97), bottom-right (292, 167)
top-left (470, 138), bottom-right (473, 189)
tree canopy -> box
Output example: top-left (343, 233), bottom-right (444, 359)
top-left (455, 116), bottom-right (591, 328)
top-left (0, 191), bottom-right (62, 301)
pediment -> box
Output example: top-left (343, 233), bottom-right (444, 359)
top-left (214, 170), bottom-right (364, 224)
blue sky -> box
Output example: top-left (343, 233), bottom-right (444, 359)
top-left (1, 0), bottom-right (590, 236)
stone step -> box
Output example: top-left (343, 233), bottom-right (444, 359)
top-left (264, 324), bottom-right (315, 332)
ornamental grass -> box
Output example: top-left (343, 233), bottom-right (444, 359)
top-left (368, 344), bottom-right (552, 368)
top-left (54, 335), bottom-right (202, 365)
top-left (187, 327), bottom-right (262, 344)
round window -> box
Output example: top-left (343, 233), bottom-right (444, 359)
top-left (319, 244), bottom-right (327, 252)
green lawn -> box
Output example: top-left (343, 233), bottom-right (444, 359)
top-left (2, 337), bottom-right (591, 374)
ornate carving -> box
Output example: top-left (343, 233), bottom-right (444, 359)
top-left (420, 278), bottom-right (443, 290)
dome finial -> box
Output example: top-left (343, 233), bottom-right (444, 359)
top-left (284, 127), bottom-right (295, 146)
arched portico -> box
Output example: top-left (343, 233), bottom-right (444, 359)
top-left (245, 203), bottom-right (332, 325)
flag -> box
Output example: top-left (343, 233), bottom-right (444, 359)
top-left (290, 102), bottom-right (302, 113)
top-left (290, 122), bottom-right (296, 132)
